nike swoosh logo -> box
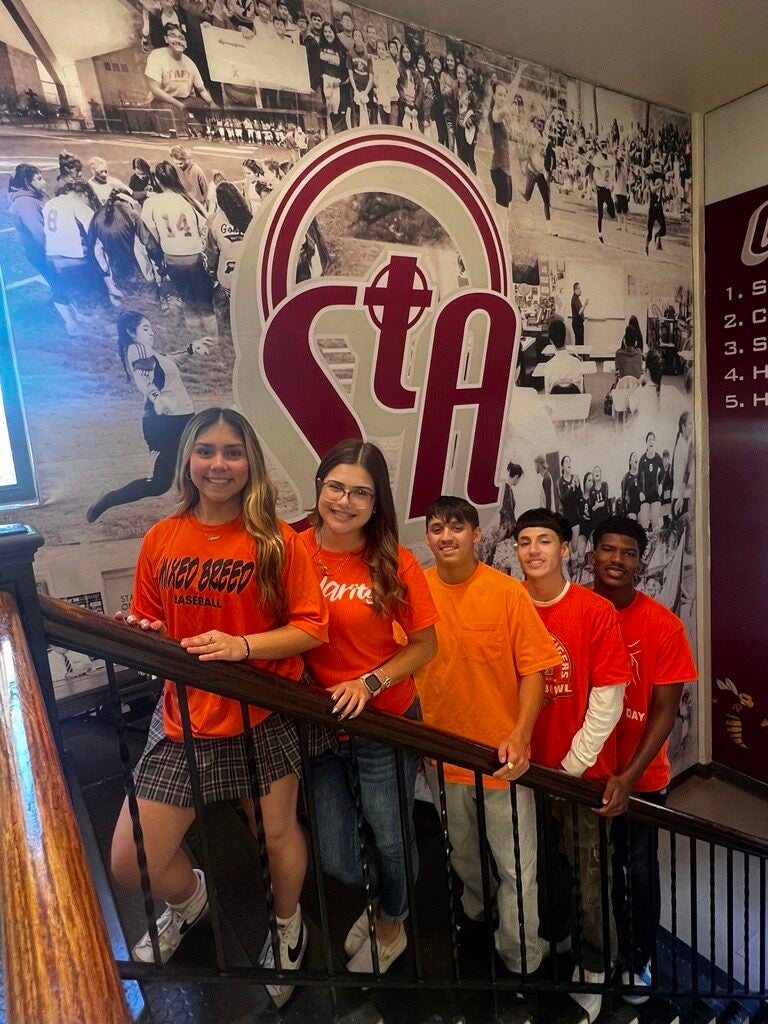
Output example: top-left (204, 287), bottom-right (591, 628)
top-left (179, 905), bottom-right (207, 935)
top-left (287, 925), bottom-right (306, 961)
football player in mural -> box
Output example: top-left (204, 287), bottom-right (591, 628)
top-left (110, 408), bottom-right (328, 1010)
top-left (591, 515), bottom-right (696, 1006)
top-left (417, 495), bottom-right (558, 976)
top-left (86, 311), bottom-right (211, 523)
top-left (300, 440), bottom-right (438, 975)
top-left (515, 508), bottom-right (631, 1023)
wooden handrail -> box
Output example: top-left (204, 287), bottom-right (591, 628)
top-left (0, 593), bottom-right (130, 1024)
top-left (39, 595), bottom-right (768, 860)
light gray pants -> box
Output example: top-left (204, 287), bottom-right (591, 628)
top-left (426, 765), bottom-right (542, 973)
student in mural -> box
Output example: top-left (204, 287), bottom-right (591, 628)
top-left (144, 23), bottom-right (215, 135)
top-left (576, 470), bottom-right (595, 573)
top-left (207, 181), bottom-right (252, 293)
top-left (521, 113), bottom-right (553, 230)
top-left (128, 157), bottom-right (160, 204)
top-left (110, 408), bottom-right (329, 1010)
top-left (372, 37), bottom-right (399, 125)
top-left (87, 156), bottom-right (131, 206)
top-left (451, 62), bottom-right (480, 173)
top-left (318, 21), bottom-right (349, 134)
top-left (614, 327), bottom-right (644, 379)
top-left (514, 508), bottom-right (631, 1024)
top-left (558, 454), bottom-right (582, 566)
top-left (86, 311), bottom-right (212, 523)
top-left (396, 42), bottom-right (423, 133)
top-left (7, 162), bottom-right (80, 336)
top-left (488, 80), bottom-right (514, 234)
top-left (620, 452), bottom-right (642, 520)
top-left (300, 439), bottom-right (438, 975)
top-left (591, 515), bottom-right (696, 1004)
top-left (348, 27), bottom-right (374, 127)
top-left (570, 282), bottom-right (588, 346)
top-left (416, 495), bottom-right (559, 975)
top-left (638, 431), bottom-right (664, 532)
top-left (141, 160), bottom-right (219, 343)
top-left (89, 189), bottom-right (163, 296)
top-left (645, 152), bottom-right (667, 255)
top-left (428, 54), bottom-right (451, 147)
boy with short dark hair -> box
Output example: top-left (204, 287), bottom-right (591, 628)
top-left (514, 507), bottom-right (632, 1022)
top-left (416, 496), bottom-right (560, 975)
top-left (591, 514), bottom-right (697, 1003)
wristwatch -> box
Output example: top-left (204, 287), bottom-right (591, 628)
top-left (361, 670), bottom-right (390, 695)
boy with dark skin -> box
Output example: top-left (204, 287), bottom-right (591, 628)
top-left (591, 514), bottom-right (697, 1001)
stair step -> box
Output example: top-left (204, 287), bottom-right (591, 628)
top-left (717, 1000), bottom-right (751, 1024)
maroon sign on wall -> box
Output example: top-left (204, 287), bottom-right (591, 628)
top-left (705, 182), bottom-right (768, 780)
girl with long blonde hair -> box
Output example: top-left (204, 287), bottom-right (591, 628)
top-left (110, 407), bottom-right (328, 1009)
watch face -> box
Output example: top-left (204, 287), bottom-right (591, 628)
top-left (364, 673), bottom-right (382, 693)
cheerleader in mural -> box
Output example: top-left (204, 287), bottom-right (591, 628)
top-left (85, 311), bottom-right (211, 523)
top-left (488, 80), bottom-right (514, 234)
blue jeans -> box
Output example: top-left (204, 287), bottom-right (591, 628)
top-left (308, 701), bottom-right (419, 923)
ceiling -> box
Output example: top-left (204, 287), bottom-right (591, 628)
top-left (368, 0), bottom-right (768, 113)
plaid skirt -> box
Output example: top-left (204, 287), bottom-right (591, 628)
top-left (133, 700), bottom-right (334, 806)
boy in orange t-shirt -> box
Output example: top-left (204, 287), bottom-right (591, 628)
top-left (592, 515), bottom-right (696, 1002)
top-left (416, 496), bottom-right (559, 974)
top-left (515, 508), bottom-right (632, 1024)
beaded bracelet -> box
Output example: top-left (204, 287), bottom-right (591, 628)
top-left (239, 635), bottom-right (250, 660)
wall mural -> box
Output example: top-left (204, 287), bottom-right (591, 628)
top-left (0, 0), bottom-right (696, 773)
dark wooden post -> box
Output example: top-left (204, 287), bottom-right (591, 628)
top-left (0, 524), bottom-right (62, 756)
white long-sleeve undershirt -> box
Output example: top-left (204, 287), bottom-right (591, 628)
top-left (561, 683), bottom-right (625, 777)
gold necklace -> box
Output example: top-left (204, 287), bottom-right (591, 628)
top-left (312, 530), bottom-right (359, 577)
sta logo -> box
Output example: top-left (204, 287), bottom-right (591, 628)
top-left (741, 199), bottom-right (768, 266)
top-left (232, 128), bottom-right (521, 545)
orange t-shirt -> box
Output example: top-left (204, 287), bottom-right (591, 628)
top-left (615, 591), bottom-right (697, 792)
top-left (529, 583), bottom-right (632, 781)
top-left (298, 529), bottom-right (439, 715)
top-left (416, 562), bottom-right (560, 787)
top-left (131, 512), bottom-right (329, 740)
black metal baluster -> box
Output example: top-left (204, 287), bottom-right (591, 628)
top-left (297, 720), bottom-right (336, 997)
top-left (760, 857), bottom-right (765, 996)
top-left (690, 838), bottom-right (699, 996)
top-left (176, 681), bottom-right (226, 971)
top-left (106, 661), bottom-right (162, 966)
top-left (671, 831), bottom-right (678, 992)
top-left (509, 782), bottom-right (527, 981)
top-left (743, 853), bottom-right (749, 994)
top-left (626, 818), bottom-right (635, 988)
top-left (394, 748), bottom-right (423, 982)
top-left (435, 760), bottom-right (461, 985)
top-left (348, 736), bottom-right (380, 976)
top-left (535, 792), bottom-right (559, 983)
top-left (571, 801), bottom-right (584, 983)
top-left (240, 703), bottom-right (279, 978)
top-left (709, 842), bottom-right (717, 996)
top-left (598, 816), bottom-right (611, 982)
top-left (473, 772), bottom-right (497, 988)
top-left (727, 846), bottom-right (734, 994)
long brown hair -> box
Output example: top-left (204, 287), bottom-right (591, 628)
top-left (311, 439), bottom-right (406, 616)
top-left (173, 408), bottom-right (285, 617)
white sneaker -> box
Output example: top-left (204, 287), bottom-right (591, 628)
top-left (132, 868), bottom-right (209, 964)
top-left (344, 907), bottom-right (376, 958)
top-left (346, 923), bottom-right (407, 974)
top-left (259, 912), bottom-right (308, 1010)
top-left (622, 962), bottom-right (652, 1005)
top-left (569, 966), bottom-right (605, 1023)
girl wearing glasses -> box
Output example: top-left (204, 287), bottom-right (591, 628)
top-left (299, 439), bottom-right (438, 975)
